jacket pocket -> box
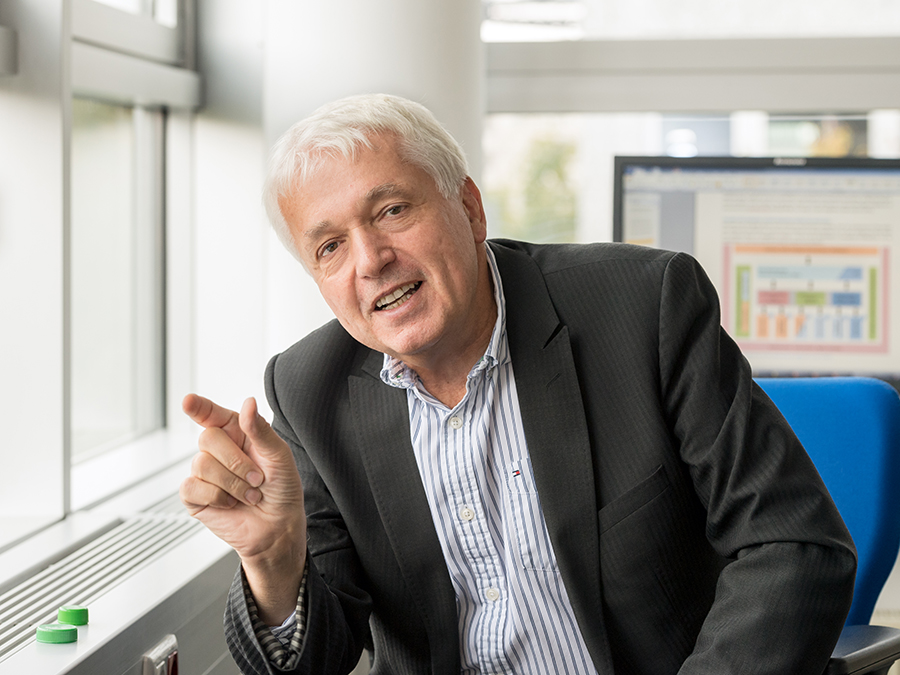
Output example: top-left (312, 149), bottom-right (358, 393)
top-left (598, 464), bottom-right (669, 534)
top-left (597, 464), bottom-right (715, 671)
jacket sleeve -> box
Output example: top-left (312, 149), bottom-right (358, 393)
top-left (658, 252), bottom-right (857, 675)
top-left (221, 352), bottom-right (372, 675)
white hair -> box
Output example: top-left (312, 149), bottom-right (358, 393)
top-left (263, 93), bottom-right (469, 260)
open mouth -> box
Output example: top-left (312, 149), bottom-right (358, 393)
top-left (375, 281), bottom-right (422, 311)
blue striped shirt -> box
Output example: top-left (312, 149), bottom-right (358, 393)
top-left (380, 248), bottom-right (598, 674)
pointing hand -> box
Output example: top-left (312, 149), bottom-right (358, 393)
top-left (180, 394), bottom-right (306, 623)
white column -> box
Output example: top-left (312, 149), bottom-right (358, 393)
top-left (262, 0), bottom-right (485, 356)
top-left (263, 0), bottom-right (483, 176)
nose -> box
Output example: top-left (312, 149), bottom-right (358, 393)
top-left (352, 226), bottom-right (395, 278)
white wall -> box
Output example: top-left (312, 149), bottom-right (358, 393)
top-left (0, 0), bottom-right (68, 523)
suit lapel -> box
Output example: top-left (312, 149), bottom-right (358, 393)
top-left (350, 350), bottom-right (460, 673)
top-left (492, 243), bottom-right (613, 674)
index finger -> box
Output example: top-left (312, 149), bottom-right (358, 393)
top-left (183, 393), bottom-right (239, 431)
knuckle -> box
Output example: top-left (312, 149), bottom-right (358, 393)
top-left (179, 476), bottom-right (201, 507)
top-left (180, 475), bottom-right (234, 511)
top-left (224, 455), bottom-right (245, 476)
top-left (190, 452), bottom-right (206, 475)
top-left (178, 477), bottom-right (191, 502)
top-left (225, 473), bottom-right (247, 496)
top-left (211, 488), bottom-right (237, 508)
top-left (196, 427), bottom-right (219, 452)
top-left (195, 428), bottom-right (248, 478)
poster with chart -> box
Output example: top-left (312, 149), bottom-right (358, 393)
top-left (725, 244), bottom-right (887, 353)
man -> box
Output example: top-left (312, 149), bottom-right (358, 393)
top-left (180, 94), bottom-right (856, 675)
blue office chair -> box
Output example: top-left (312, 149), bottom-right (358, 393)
top-left (757, 377), bottom-right (900, 675)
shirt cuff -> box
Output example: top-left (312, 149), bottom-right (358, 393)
top-left (242, 564), bottom-right (309, 670)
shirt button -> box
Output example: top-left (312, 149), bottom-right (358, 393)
top-left (459, 506), bottom-right (475, 521)
top-left (448, 416), bottom-right (463, 429)
top-left (485, 587), bottom-right (501, 602)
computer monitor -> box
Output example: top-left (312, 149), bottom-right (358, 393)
top-left (613, 156), bottom-right (900, 386)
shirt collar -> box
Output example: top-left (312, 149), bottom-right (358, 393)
top-left (380, 245), bottom-right (509, 390)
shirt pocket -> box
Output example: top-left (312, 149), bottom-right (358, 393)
top-left (505, 458), bottom-right (559, 572)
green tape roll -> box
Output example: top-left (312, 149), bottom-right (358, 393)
top-left (36, 623), bottom-right (78, 644)
top-left (58, 605), bottom-right (89, 625)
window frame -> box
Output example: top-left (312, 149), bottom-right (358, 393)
top-left (72, 0), bottom-right (186, 66)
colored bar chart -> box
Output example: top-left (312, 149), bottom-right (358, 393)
top-left (728, 245), bottom-right (887, 352)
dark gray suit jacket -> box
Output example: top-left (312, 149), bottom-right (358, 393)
top-left (224, 241), bottom-right (856, 674)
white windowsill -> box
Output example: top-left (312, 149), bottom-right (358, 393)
top-left (0, 516), bottom-right (61, 560)
top-left (70, 427), bottom-right (195, 512)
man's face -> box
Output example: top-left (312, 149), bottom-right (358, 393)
top-left (279, 135), bottom-right (493, 369)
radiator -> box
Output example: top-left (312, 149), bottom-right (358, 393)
top-left (0, 495), bottom-right (239, 675)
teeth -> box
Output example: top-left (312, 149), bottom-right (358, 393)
top-left (376, 282), bottom-right (419, 310)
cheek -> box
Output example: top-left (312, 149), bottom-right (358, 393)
top-left (446, 247), bottom-right (480, 293)
top-left (316, 278), bottom-right (359, 318)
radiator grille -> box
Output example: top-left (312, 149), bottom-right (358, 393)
top-left (0, 511), bottom-right (203, 662)
top-left (143, 492), bottom-right (191, 515)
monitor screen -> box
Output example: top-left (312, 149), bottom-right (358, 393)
top-left (613, 156), bottom-right (900, 386)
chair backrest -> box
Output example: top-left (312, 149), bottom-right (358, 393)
top-left (756, 377), bottom-right (900, 625)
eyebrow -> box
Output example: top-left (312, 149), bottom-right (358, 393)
top-left (303, 219), bottom-right (337, 242)
top-left (365, 182), bottom-right (407, 202)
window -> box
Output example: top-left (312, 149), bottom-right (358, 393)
top-left (70, 99), bottom-right (165, 463)
top-left (91, 0), bottom-right (179, 27)
top-left (0, 0), bottom-right (199, 552)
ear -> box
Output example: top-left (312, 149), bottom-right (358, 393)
top-left (460, 176), bottom-right (488, 244)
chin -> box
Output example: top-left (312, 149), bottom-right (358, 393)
top-left (382, 337), bottom-right (437, 361)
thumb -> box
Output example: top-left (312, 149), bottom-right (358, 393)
top-left (238, 397), bottom-right (286, 458)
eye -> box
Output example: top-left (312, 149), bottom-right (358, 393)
top-left (319, 240), bottom-right (339, 258)
top-left (384, 204), bottom-right (406, 217)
